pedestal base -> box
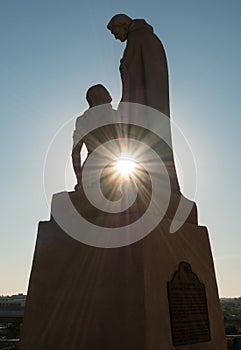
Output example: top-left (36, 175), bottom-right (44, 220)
top-left (20, 192), bottom-right (226, 349)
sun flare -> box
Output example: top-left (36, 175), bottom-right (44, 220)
top-left (116, 155), bottom-right (136, 177)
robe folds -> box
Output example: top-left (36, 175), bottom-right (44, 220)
top-left (120, 19), bottom-right (180, 192)
top-left (120, 19), bottom-right (170, 117)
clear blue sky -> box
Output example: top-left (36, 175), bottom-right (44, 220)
top-left (0, 0), bottom-right (240, 297)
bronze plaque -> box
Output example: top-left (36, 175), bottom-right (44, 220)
top-left (167, 262), bottom-right (211, 346)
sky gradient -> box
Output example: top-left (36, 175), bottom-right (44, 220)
top-left (0, 0), bottom-right (241, 297)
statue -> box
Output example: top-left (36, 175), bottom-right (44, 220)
top-left (72, 84), bottom-right (114, 190)
top-left (107, 14), bottom-right (180, 192)
top-left (107, 14), bottom-right (170, 116)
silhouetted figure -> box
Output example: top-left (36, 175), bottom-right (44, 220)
top-left (107, 14), bottom-right (170, 116)
top-left (72, 84), bottom-right (114, 190)
top-left (107, 14), bottom-right (180, 193)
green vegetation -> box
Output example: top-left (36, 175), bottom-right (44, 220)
top-left (221, 297), bottom-right (241, 335)
top-left (0, 323), bottom-right (20, 339)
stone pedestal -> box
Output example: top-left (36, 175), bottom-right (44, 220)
top-left (20, 192), bottom-right (226, 350)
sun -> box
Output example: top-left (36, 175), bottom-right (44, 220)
top-left (116, 155), bottom-right (136, 177)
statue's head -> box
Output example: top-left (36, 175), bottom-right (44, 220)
top-left (86, 84), bottom-right (112, 108)
top-left (107, 14), bottom-right (132, 42)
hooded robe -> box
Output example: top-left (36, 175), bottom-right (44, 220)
top-left (119, 19), bottom-right (180, 192)
top-left (120, 19), bottom-right (170, 117)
